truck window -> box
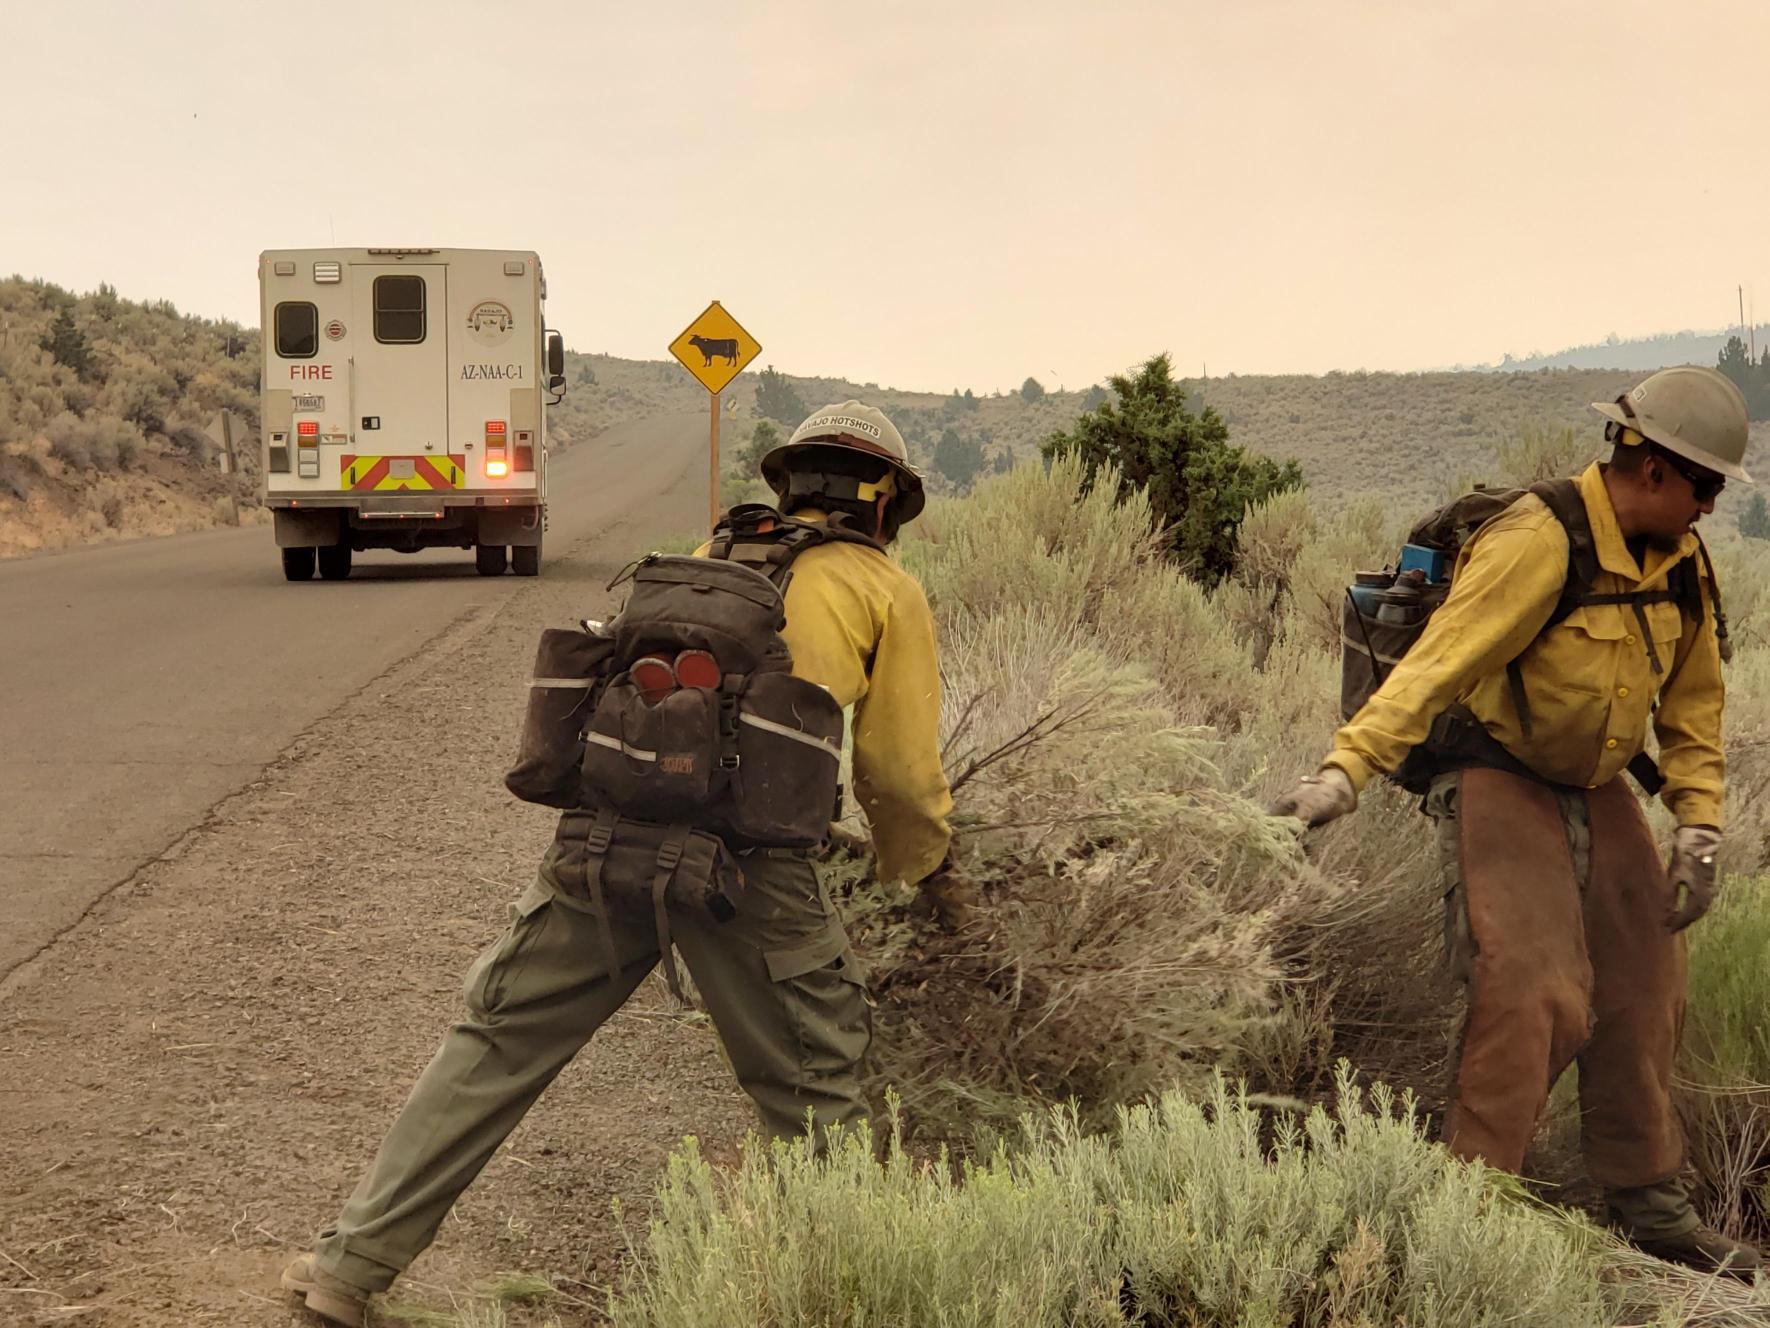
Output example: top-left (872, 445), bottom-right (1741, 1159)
top-left (374, 276), bottom-right (426, 344)
top-left (275, 302), bottom-right (318, 359)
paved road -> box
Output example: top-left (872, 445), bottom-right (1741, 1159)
top-left (0, 413), bottom-right (709, 981)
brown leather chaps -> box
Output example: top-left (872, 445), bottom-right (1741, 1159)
top-left (1437, 767), bottom-right (1687, 1188)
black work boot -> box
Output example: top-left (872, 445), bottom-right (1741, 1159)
top-left (281, 1253), bottom-right (371, 1326)
top-left (1629, 1226), bottom-right (1764, 1280)
top-left (1608, 1179), bottom-right (1764, 1281)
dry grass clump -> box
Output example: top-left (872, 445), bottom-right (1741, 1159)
top-left (1678, 872), bottom-right (1770, 1241)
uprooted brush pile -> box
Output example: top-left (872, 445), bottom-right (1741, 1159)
top-left (830, 458), bottom-right (1345, 1136)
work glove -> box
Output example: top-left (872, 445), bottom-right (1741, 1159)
top-left (919, 854), bottom-right (983, 934)
top-left (1666, 825), bottom-right (1723, 932)
top-left (1268, 766), bottom-right (1357, 829)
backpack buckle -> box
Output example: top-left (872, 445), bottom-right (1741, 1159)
top-left (585, 809), bottom-right (617, 855)
top-left (656, 839), bottom-right (684, 871)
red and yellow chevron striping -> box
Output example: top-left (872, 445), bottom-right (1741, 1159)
top-left (339, 455), bottom-right (466, 491)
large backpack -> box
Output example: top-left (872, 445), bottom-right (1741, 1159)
top-left (506, 502), bottom-right (885, 841)
top-left (1339, 479), bottom-right (1728, 795)
top-left (502, 504), bottom-right (888, 998)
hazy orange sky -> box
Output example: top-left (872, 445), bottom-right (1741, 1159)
top-left (6, 1), bottom-right (1768, 392)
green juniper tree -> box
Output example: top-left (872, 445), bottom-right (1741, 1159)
top-left (1740, 491), bottom-right (1770, 541)
top-left (40, 307), bottom-right (93, 381)
top-left (1041, 352), bottom-right (1303, 585)
top-left (753, 365), bottom-right (806, 426)
top-left (933, 427), bottom-right (987, 493)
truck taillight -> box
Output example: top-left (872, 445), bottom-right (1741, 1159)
top-left (485, 420), bottom-right (508, 477)
top-left (295, 421), bottom-right (320, 478)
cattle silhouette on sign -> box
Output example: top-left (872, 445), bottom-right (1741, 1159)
top-left (687, 334), bottom-right (739, 367)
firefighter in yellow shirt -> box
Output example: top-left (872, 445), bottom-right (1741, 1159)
top-left (1274, 366), bottom-right (1759, 1278)
top-left (282, 402), bottom-right (957, 1327)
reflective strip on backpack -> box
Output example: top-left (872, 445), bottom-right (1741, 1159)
top-left (739, 712), bottom-right (842, 761)
top-left (585, 732), bottom-right (658, 762)
top-left (530, 677), bottom-right (598, 688)
top-left (1340, 634), bottom-right (1407, 669)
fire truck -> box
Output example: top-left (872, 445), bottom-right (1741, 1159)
top-left (258, 247), bottom-right (564, 580)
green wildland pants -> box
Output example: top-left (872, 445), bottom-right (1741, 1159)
top-left (313, 827), bottom-right (870, 1293)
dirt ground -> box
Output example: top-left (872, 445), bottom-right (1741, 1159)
top-left (0, 527), bottom-right (756, 1325)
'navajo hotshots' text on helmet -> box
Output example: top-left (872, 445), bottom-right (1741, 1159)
top-left (1591, 365), bottom-right (1753, 484)
top-left (761, 401), bottom-right (927, 526)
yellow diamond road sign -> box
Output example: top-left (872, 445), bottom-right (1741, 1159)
top-left (668, 300), bottom-right (761, 395)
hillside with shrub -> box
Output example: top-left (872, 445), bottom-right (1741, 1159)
top-left (10, 275), bottom-right (1757, 559)
top-left (0, 277), bottom-right (265, 557)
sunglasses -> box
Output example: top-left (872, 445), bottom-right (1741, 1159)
top-left (1653, 447), bottom-right (1725, 503)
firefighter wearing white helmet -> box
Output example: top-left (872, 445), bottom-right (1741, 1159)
top-left (746, 399), bottom-right (966, 919)
top-left (1271, 362), bottom-right (1759, 1279)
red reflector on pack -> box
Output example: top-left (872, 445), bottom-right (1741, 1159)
top-left (631, 655), bottom-right (676, 704)
top-left (673, 650), bottom-right (720, 690)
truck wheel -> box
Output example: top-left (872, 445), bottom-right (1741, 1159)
top-left (475, 544), bottom-right (508, 576)
top-left (281, 547), bottom-right (316, 581)
top-left (512, 542), bottom-right (540, 577)
top-left (317, 543), bottom-right (353, 580)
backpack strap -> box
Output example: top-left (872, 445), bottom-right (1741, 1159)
top-left (1507, 480), bottom-right (1594, 738)
top-left (650, 825), bottom-right (693, 1004)
top-left (1527, 479), bottom-right (1599, 628)
top-left (708, 503), bottom-right (888, 594)
top-left (1693, 531), bottom-right (1732, 662)
top-left (1506, 478), bottom-right (1713, 739)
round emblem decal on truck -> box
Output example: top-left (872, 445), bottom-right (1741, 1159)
top-left (466, 301), bottom-right (515, 347)
top-left (324, 319), bottom-right (346, 340)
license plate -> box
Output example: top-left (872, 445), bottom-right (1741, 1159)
top-left (293, 394), bottom-right (326, 411)
top-left (388, 459), bottom-right (416, 479)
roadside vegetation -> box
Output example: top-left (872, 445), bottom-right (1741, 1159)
top-left (0, 276), bottom-right (262, 553)
top-left (596, 368), bottom-right (1770, 1325)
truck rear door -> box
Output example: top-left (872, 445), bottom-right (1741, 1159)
top-left (350, 264), bottom-right (448, 461)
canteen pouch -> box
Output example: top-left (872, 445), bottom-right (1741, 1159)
top-left (546, 808), bottom-right (745, 1002)
top-left (1339, 585), bottom-right (1445, 722)
top-left (582, 676), bottom-right (721, 821)
top-left (505, 625), bottom-right (618, 808)
top-left (723, 672), bottom-right (845, 847)
top-left (548, 809), bottom-right (742, 925)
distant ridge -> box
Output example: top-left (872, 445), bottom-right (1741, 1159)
top-left (1456, 326), bottom-right (1770, 373)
